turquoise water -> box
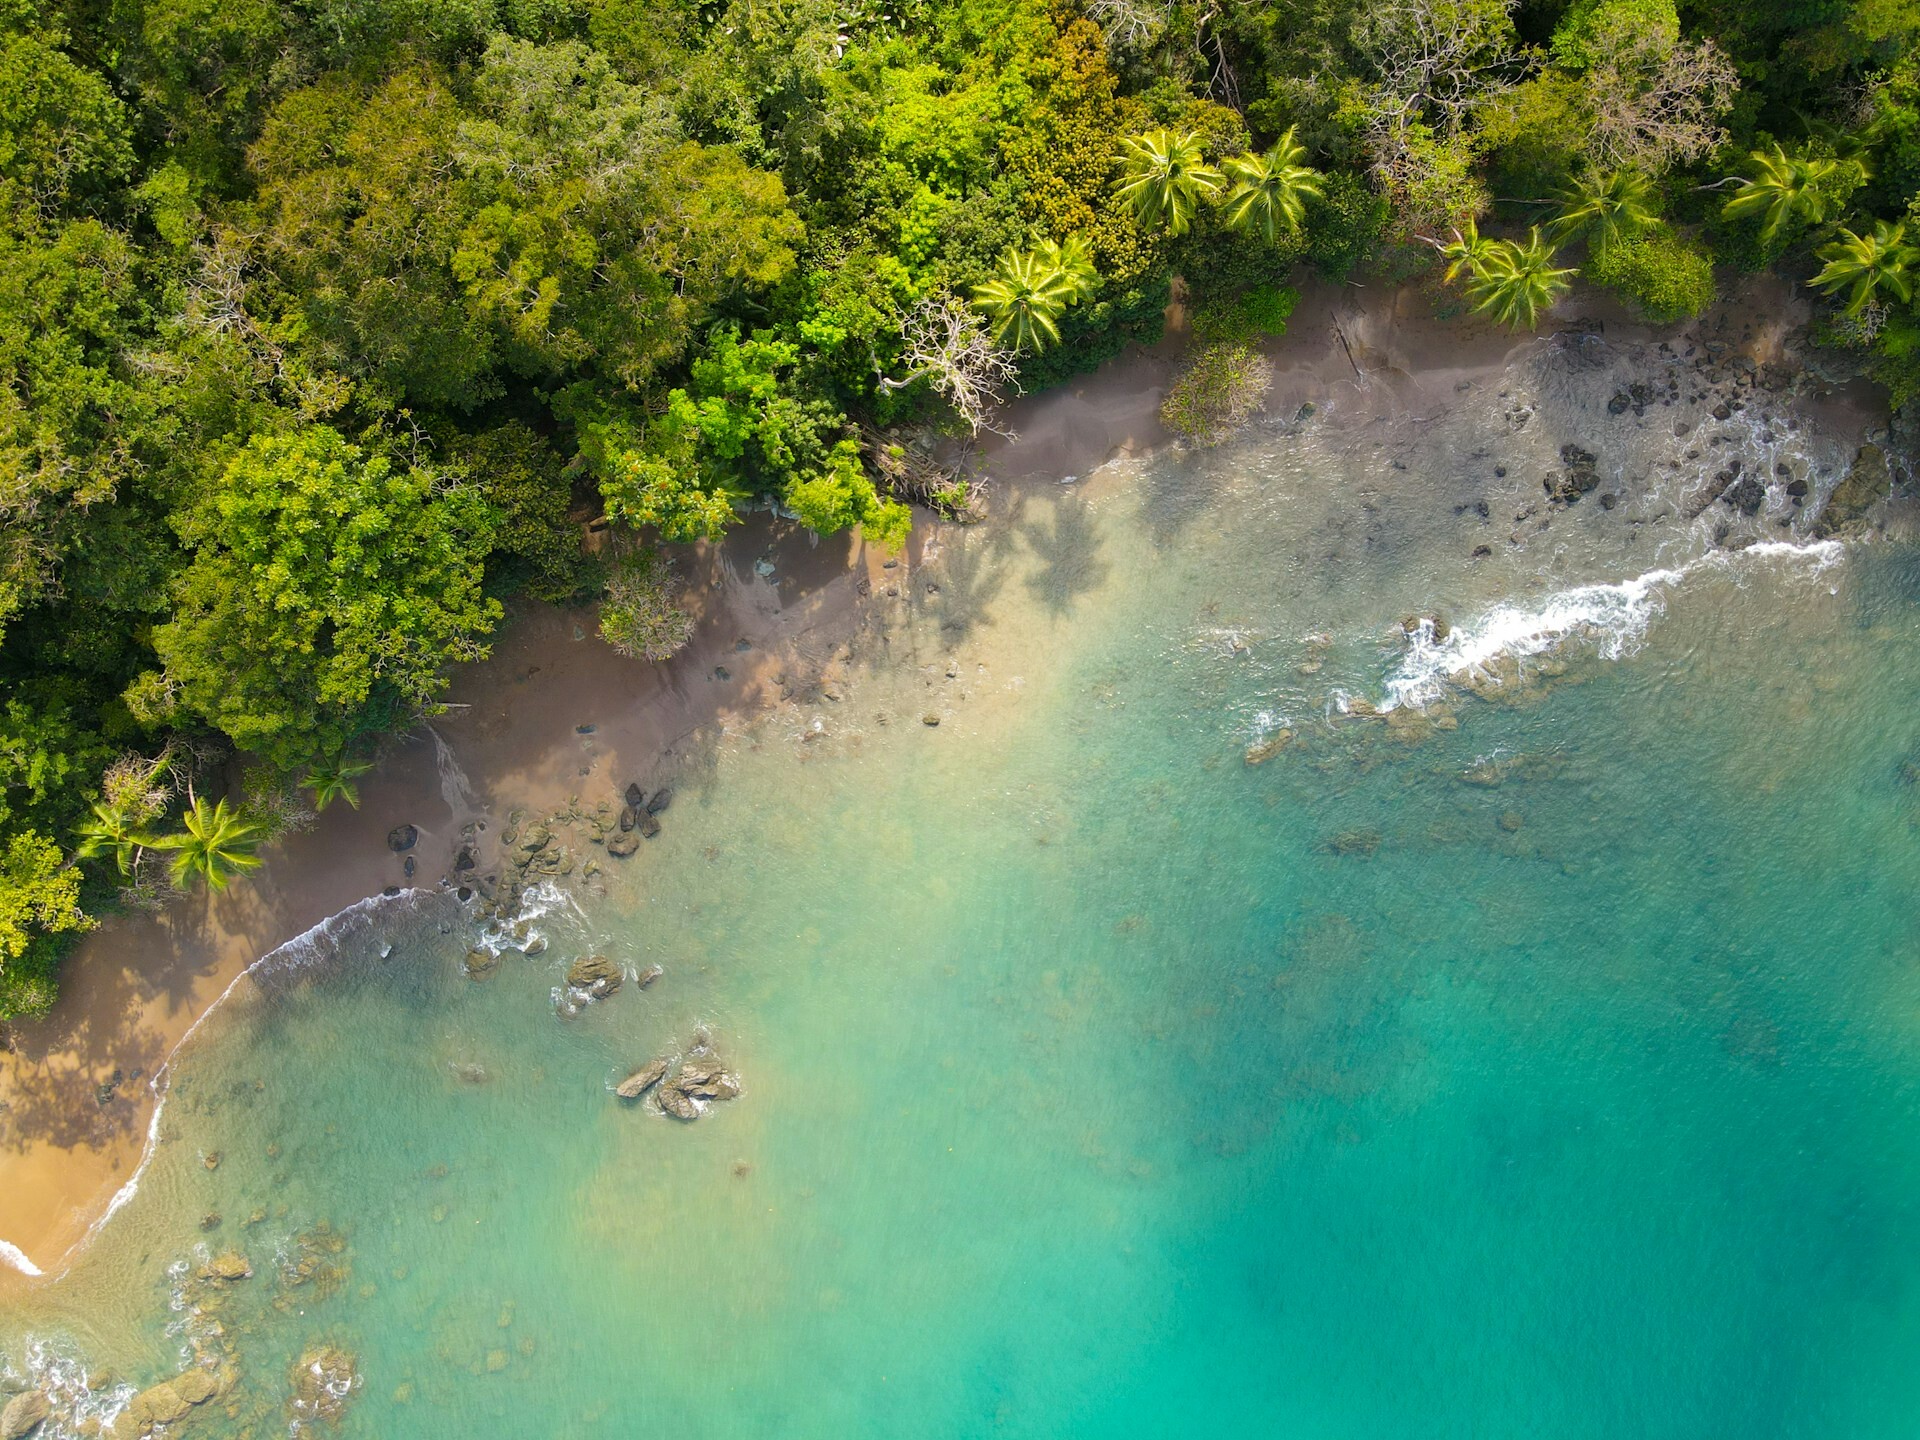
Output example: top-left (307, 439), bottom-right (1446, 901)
top-left (9, 342), bottom-right (1920, 1436)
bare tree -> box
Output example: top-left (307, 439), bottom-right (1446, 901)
top-left (1583, 23), bottom-right (1737, 173)
top-left (878, 293), bottom-right (1021, 438)
top-left (1089, 0), bottom-right (1174, 53)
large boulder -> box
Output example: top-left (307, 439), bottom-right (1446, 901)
top-left (658, 1086), bottom-right (700, 1122)
top-left (645, 787), bottom-right (672, 815)
top-left (566, 955), bottom-right (622, 997)
top-left (386, 824), bottom-right (418, 853)
top-left (1817, 443), bottom-right (1893, 536)
top-left (616, 1059), bottom-right (670, 1100)
top-left (624, 783), bottom-right (646, 810)
top-left (605, 831), bottom-right (639, 859)
top-left (0, 1391), bottom-right (50, 1439)
top-left (200, 1250), bottom-right (251, 1282)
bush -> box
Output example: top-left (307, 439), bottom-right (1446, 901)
top-left (1304, 172), bottom-right (1390, 281)
top-left (1587, 226), bottom-right (1717, 323)
top-left (1160, 343), bottom-right (1274, 445)
top-left (1192, 284), bottom-right (1298, 344)
top-left (599, 551), bottom-right (695, 661)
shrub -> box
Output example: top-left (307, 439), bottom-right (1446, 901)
top-left (599, 551), bottom-right (695, 661)
top-left (1304, 172), bottom-right (1390, 281)
top-left (1587, 226), bottom-right (1717, 322)
top-left (1161, 343), bottom-right (1273, 445)
top-left (1193, 283), bottom-right (1298, 344)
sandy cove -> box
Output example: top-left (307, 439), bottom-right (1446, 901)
top-left (0, 273), bottom-right (1888, 1284)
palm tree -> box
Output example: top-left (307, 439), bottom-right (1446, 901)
top-left (74, 753), bottom-right (173, 878)
top-left (972, 248), bottom-right (1078, 351)
top-left (1811, 219), bottom-right (1919, 315)
top-left (1432, 219), bottom-right (1498, 284)
top-left (1465, 229), bottom-right (1577, 330)
top-left (1114, 129), bottom-right (1224, 237)
top-left (74, 800), bottom-right (147, 877)
top-left (1549, 170), bottom-right (1657, 251)
top-left (151, 797), bottom-right (267, 892)
top-left (1722, 143), bottom-right (1845, 244)
top-left (1035, 234), bottom-right (1100, 303)
top-left (1221, 129), bottom-right (1323, 244)
top-left (303, 752), bottom-right (375, 811)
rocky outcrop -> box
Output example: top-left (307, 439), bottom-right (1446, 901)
top-left (200, 1251), bottom-right (251, 1282)
top-left (0, 1390), bottom-right (50, 1439)
top-left (386, 824), bottom-right (417, 852)
top-left (1244, 730), bottom-right (1293, 766)
top-left (565, 955), bottom-right (621, 997)
top-left (107, 1369), bottom-right (219, 1439)
top-left (289, 1346), bottom-right (358, 1428)
top-left (1816, 443), bottom-right (1893, 537)
top-left (616, 1058), bottom-right (670, 1100)
top-left (1544, 445), bottom-right (1601, 506)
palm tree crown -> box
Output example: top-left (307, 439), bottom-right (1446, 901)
top-left (972, 248), bottom-right (1081, 351)
top-left (1463, 229), bottom-right (1576, 330)
top-left (1811, 219), bottom-right (1919, 315)
top-left (1221, 129), bottom-right (1323, 244)
top-left (1435, 219), bottom-right (1498, 284)
top-left (1722, 144), bottom-right (1846, 244)
top-left (304, 753), bottom-right (376, 812)
top-left (1035, 234), bottom-right (1101, 303)
top-left (1549, 170), bottom-right (1657, 252)
top-left (152, 796), bottom-right (267, 892)
top-left (1114, 129), bottom-right (1224, 237)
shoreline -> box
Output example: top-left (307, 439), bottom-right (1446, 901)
top-left (0, 272), bottom-right (1894, 1285)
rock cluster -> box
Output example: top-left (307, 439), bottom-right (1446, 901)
top-left (106, 1368), bottom-right (220, 1439)
top-left (565, 954), bottom-right (622, 998)
top-left (616, 1038), bottom-right (743, 1121)
top-left (0, 1391), bottom-right (49, 1440)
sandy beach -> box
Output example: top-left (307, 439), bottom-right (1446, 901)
top-left (0, 270), bottom-right (1890, 1284)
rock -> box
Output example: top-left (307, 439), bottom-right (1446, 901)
top-left (1817, 443), bottom-right (1893, 536)
top-left (1, 1390), bottom-right (50, 1439)
top-left (566, 955), bottom-right (622, 996)
top-left (1327, 828), bottom-right (1382, 857)
top-left (922, 714), bottom-right (941, 726)
top-left (1607, 390), bottom-right (1631, 415)
top-left (1712, 402), bottom-right (1733, 421)
top-left (618, 805), bottom-right (637, 832)
top-left (387, 824), bottom-right (418, 853)
top-left (464, 948), bottom-right (499, 979)
top-left (1544, 445), bottom-right (1601, 506)
top-left (1722, 474), bottom-right (1765, 516)
top-left (1244, 730), bottom-right (1293, 766)
top-left (624, 783), bottom-right (646, 809)
top-left (517, 824), bottom-right (552, 855)
top-left (289, 1346), bottom-right (358, 1427)
top-left (201, 1251), bottom-right (251, 1282)
top-left (677, 1068), bottom-right (743, 1102)
top-left (454, 844), bottom-right (477, 871)
top-left (645, 788), bottom-right (672, 815)
top-left (616, 1058), bottom-right (671, 1100)
top-left (637, 812), bottom-right (661, 840)
top-left (523, 935), bottom-right (547, 956)
top-left (658, 1086), bottom-right (700, 1121)
top-left (606, 831), bottom-right (640, 858)
top-left (636, 964), bottom-right (664, 989)
top-left (170, 1371), bottom-right (217, 1407)
top-left (1499, 811), bottom-right (1525, 832)
top-left (1400, 614), bottom-right (1450, 643)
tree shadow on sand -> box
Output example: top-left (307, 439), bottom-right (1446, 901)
top-left (1019, 490), bottom-right (1111, 617)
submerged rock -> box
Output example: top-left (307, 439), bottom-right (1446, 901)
top-left (200, 1251), bottom-right (252, 1282)
top-left (636, 964), bottom-right (664, 989)
top-left (606, 831), bottom-right (639, 858)
top-left (1327, 828), bottom-right (1382, 857)
top-left (1244, 730), bottom-right (1293, 766)
top-left (0, 1390), bottom-right (50, 1440)
top-left (615, 1058), bottom-right (670, 1100)
top-left (566, 955), bottom-right (621, 997)
top-left (464, 948), bottom-right (499, 980)
top-left (289, 1346), bottom-right (359, 1429)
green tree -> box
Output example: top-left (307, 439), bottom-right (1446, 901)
top-left (0, 829), bottom-right (88, 1014)
top-left (1463, 229), bottom-right (1577, 329)
top-left (134, 427), bottom-right (501, 771)
top-left (1220, 130), bottom-right (1323, 244)
top-left (150, 796), bottom-right (266, 891)
top-left (1721, 143), bottom-right (1853, 244)
top-left (303, 753), bottom-right (375, 811)
top-left (1114, 129), bottom-right (1224, 237)
top-left (1812, 220), bottom-right (1919, 314)
top-left (1550, 169), bottom-right (1658, 250)
top-left (972, 248), bottom-right (1079, 351)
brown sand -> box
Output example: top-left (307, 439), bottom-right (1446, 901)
top-left (0, 271), bottom-right (1887, 1281)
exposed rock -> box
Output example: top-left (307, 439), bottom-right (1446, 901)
top-left (171, 1371), bottom-right (217, 1407)
top-left (454, 844), bottom-right (477, 872)
top-left (676, 1066), bottom-right (743, 1102)
top-left (645, 788), bottom-right (672, 815)
top-left (386, 824), bottom-right (418, 853)
top-left (109, 1368), bottom-right (217, 1439)
top-left (1722, 474), bottom-right (1765, 516)
top-left (636, 964), bottom-right (664, 989)
top-left (566, 955), bottom-right (621, 997)
top-left (618, 805), bottom-right (637, 832)
top-left (289, 1346), bottom-right (358, 1428)
top-left (1, 1389), bottom-right (50, 1439)
top-left (616, 1058), bottom-right (670, 1100)
top-left (922, 714), bottom-right (941, 726)
top-left (1400, 614), bottom-right (1451, 643)
top-left (1545, 445), bottom-right (1601, 506)
top-left (517, 824), bottom-right (552, 855)
top-left (606, 831), bottom-right (640, 858)
top-left (523, 936), bottom-right (547, 956)
top-left (201, 1251), bottom-right (252, 1282)
top-left (464, 948), bottom-right (499, 979)
top-left (1244, 730), bottom-right (1293, 766)
top-left (624, 783), bottom-right (646, 809)
top-left (658, 1086), bottom-right (700, 1121)
top-left (637, 812), bottom-right (662, 840)
top-left (1817, 443), bottom-right (1893, 537)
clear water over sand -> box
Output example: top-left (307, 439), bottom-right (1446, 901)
top-left (7, 331), bottom-right (1920, 1437)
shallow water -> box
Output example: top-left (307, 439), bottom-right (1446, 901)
top-left (8, 335), bottom-right (1920, 1437)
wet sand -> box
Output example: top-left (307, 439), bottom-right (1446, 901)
top-left (0, 270), bottom-right (1889, 1282)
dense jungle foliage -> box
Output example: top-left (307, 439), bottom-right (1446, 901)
top-left (0, 0), bottom-right (1916, 1012)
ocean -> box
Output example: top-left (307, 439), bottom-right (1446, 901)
top-left (6, 329), bottom-right (1920, 1438)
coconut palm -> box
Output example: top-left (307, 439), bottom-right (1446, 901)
top-left (1465, 229), bottom-right (1576, 330)
top-left (73, 753), bottom-right (173, 877)
top-left (1035, 234), bottom-right (1100, 303)
top-left (150, 796), bottom-right (267, 892)
top-left (1220, 129), bottom-right (1323, 244)
top-left (74, 800), bottom-right (148, 877)
top-left (1811, 219), bottom-right (1919, 315)
top-left (1114, 129), bottom-right (1224, 236)
top-left (971, 248), bottom-right (1079, 351)
top-left (1722, 143), bottom-right (1846, 244)
top-left (1549, 169), bottom-right (1658, 251)
top-left (1432, 219), bottom-right (1499, 284)
top-left (303, 752), bottom-right (375, 811)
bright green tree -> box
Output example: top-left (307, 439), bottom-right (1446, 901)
top-left (1721, 144), bottom-right (1850, 244)
top-left (134, 427), bottom-right (501, 772)
top-left (1221, 130), bottom-right (1323, 243)
top-left (1464, 229), bottom-right (1577, 329)
top-left (1812, 220), bottom-right (1919, 314)
top-left (1114, 129), bottom-right (1224, 237)
top-left (972, 248), bottom-right (1079, 351)
top-left (1035, 235), bottom-right (1101, 303)
top-left (1550, 169), bottom-right (1658, 250)
top-left (150, 796), bottom-right (266, 891)
top-left (303, 753), bottom-right (375, 811)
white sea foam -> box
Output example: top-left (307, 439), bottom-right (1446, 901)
top-left (1383, 539), bottom-right (1845, 710)
top-left (0, 889), bottom-right (434, 1281)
